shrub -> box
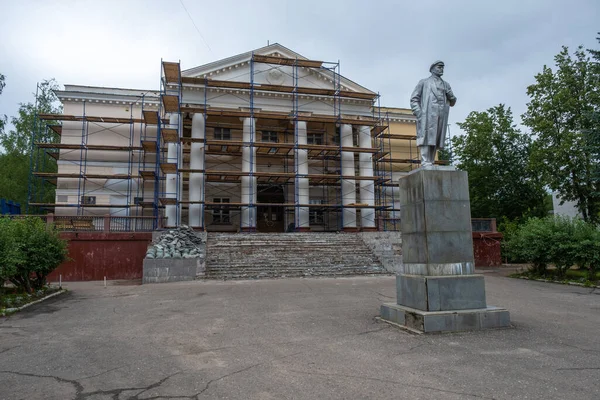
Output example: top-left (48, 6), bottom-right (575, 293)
top-left (0, 217), bottom-right (19, 286)
top-left (0, 217), bottom-right (68, 293)
top-left (503, 217), bottom-right (553, 275)
top-left (504, 216), bottom-right (600, 279)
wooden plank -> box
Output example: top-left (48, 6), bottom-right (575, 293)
top-left (162, 61), bottom-right (181, 84)
top-left (39, 114), bottom-right (143, 124)
top-left (45, 151), bottom-right (60, 160)
top-left (159, 197), bottom-right (177, 205)
top-left (141, 140), bottom-right (157, 152)
top-left (143, 110), bottom-right (159, 125)
top-left (160, 163), bottom-right (178, 174)
top-left (252, 54), bottom-right (323, 68)
top-left (180, 137), bottom-right (205, 143)
top-left (162, 95), bottom-right (179, 113)
top-left (140, 170), bottom-right (156, 179)
top-left (371, 125), bottom-right (388, 136)
top-left (161, 128), bottom-right (179, 142)
top-left (49, 125), bottom-right (63, 135)
top-left (378, 133), bottom-right (416, 140)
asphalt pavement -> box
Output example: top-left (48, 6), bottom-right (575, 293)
top-left (0, 270), bottom-right (598, 399)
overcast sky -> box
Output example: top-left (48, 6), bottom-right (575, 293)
top-left (0, 0), bottom-right (598, 137)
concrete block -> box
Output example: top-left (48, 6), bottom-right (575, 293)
top-left (423, 313), bottom-right (455, 332)
top-left (380, 304), bottom-right (511, 333)
top-left (401, 233), bottom-right (427, 264)
top-left (422, 170), bottom-right (470, 202)
top-left (424, 200), bottom-right (472, 233)
top-left (480, 307), bottom-right (511, 329)
top-left (425, 231), bottom-right (474, 265)
top-left (396, 274), bottom-right (486, 311)
top-left (397, 275), bottom-right (427, 310)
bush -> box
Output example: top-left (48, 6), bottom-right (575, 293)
top-left (504, 216), bottom-right (600, 280)
top-left (0, 217), bottom-right (68, 293)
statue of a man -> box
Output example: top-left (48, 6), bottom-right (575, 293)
top-left (410, 61), bottom-right (457, 167)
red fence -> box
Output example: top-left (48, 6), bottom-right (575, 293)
top-left (48, 232), bottom-right (152, 282)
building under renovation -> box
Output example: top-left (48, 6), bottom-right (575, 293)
top-left (29, 44), bottom-right (423, 233)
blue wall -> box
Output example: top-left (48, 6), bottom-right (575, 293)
top-left (0, 199), bottom-right (21, 215)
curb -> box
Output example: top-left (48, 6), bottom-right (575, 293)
top-left (517, 276), bottom-right (600, 289)
top-left (1, 289), bottom-right (67, 315)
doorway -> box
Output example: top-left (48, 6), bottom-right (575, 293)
top-left (257, 185), bottom-right (285, 232)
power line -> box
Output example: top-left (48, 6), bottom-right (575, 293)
top-left (178, 0), bottom-right (213, 54)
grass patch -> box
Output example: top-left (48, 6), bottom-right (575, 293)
top-left (0, 286), bottom-right (62, 315)
top-left (510, 268), bottom-right (600, 286)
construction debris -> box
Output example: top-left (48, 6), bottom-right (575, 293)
top-left (145, 225), bottom-right (205, 259)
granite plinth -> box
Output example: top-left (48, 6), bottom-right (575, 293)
top-left (380, 303), bottom-right (511, 333)
top-left (399, 168), bottom-right (474, 276)
top-left (396, 274), bottom-right (486, 311)
top-left (380, 167), bottom-right (511, 332)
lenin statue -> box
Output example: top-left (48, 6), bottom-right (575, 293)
top-left (410, 61), bottom-right (457, 167)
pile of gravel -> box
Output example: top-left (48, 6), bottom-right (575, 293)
top-left (145, 225), bottom-right (205, 259)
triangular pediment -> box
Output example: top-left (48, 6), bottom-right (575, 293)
top-left (181, 43), bottom-right (375, 96)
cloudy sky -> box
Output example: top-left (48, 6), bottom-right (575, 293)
top-left (0, 0), bottom-right (598, 136)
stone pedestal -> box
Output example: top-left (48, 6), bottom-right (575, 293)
top-left (380, 167), bottom-right (510, 333)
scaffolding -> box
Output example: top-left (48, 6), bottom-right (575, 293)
top-left (28, 52), bottom-right (428, 232)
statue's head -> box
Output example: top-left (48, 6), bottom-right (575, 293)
top-left (429, 61), bottom-right (444, 77)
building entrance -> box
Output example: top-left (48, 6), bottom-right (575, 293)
top-left (257, 185), bottom-right (285, 232)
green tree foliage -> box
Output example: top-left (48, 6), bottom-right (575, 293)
top-left (0, 74), bottom-right (6, 136)
top-left (0, 79), bottom-right (61, 208)
top-left (453, 104), bottom-right (548, 221)
top-left (0, 217), bottom-right (68, 292)
top-left (523, 44), bottom-right (600, 224)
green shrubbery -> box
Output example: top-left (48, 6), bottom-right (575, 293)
top-left (0, 217), bottom-right (68, 293)
top-left (504, 216), bottom-right (600, 281)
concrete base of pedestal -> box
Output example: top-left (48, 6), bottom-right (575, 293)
top-left (380, 167), bottom-right (511, 333)
top-left (380, 303), bottom-right (511, 333)
top-left (396, 274), bottom-right (487, 311)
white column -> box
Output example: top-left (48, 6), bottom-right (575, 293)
top-left (189, 113), bottom-right (205, 228)
top-left (358, 125), bottom-right (375, 229)
top-left (295, 121), bottom-right (309, 229)
top-left (341, 124), bottom-right (356, 229)
top-left (165, 114), bottom-right (179, 226)
top-left (241, 117), bottom-right (256, 230)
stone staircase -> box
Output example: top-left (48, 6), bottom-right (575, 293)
top-left (205, 232), bottom-right (388, 280)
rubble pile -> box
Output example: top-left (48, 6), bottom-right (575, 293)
top-left (145, 226), bottom-right (205, 259)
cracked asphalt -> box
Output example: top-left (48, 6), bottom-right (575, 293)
top-left (0, 271), bottom-right (599, 400)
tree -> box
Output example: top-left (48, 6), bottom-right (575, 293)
top-left (523, 44), bottom-right (600, 224)
top-left (0, 79), bottom-right (61, 209)
top-left (454, 104), bottom-right (548, 221)
top-left (1, 79), bottom-right (62, 155)
top-left (0, 73), bottom-right (6, 145)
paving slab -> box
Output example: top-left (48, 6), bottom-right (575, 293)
top-left (0, 272), bottom-right (599, 399)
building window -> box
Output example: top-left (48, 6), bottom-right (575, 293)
top-left (134, 197), bottom-right (144, 205)
top-left (309, 199), bottom-right (324, 225)
top-left (307, 133), bottom-right (323, 145)
top-left (214, 127), bottom-right (231, 140)
top-left (81, 196), bottom-right (96, 205)
top-left (213, 198), bottom-right (231, 224)
top-left (261, 131), bottom-right (278, 143)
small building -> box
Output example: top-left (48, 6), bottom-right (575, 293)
top-left (30, 44), bottom-right (425, 232)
